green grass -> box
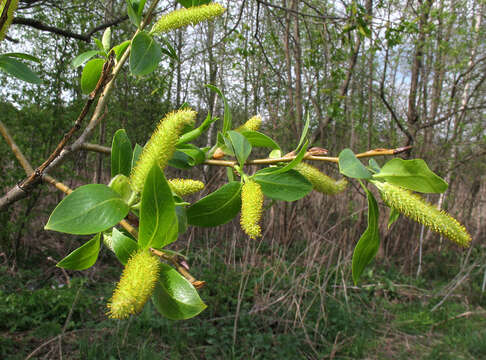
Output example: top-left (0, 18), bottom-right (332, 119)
top-left (1, 247), bottom-right (485, 359)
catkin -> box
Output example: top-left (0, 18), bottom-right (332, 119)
top-left (0, 0), bottom-right (19, 42)
top-left (240, 180), bottom-right (263, 239)
top-left (107, 250), bottom-right (160, 319)
top-left (130, 109), bottom-right (196, 193)
top-left (169, 178), bottom-right (204, 197)
top-left (294, 162), bottom-right (347, 195)
top-left (235, 115), bottom-right (262, 132)
top-left (375, 181), bottom-right (471, 247)
top-left (151, 3), bottom-right (226, 35)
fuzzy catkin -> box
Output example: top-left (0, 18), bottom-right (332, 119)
top-left (130, 109), bottom-right (196, 193)
top-left (107, 250), bottom-right (160, 319)
top-left (294, 162), bottom-right (347, 195)
top-left (151, 3), bottom-right (226, 35)
top-left (235, 115), bottom-right (262, 132)
top-left (168, 178), bottom-right (204, 197)
top-left (0, 0), bottom-right (19, 42)
top-left (375, 181), bottom-right (471, 247)
top-left (240, 180), bottom-right (263, 239)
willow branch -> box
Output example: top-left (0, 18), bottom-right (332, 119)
top-left (81, 143), bottom-right (111, 154)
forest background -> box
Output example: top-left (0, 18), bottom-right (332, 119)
top-left (0, 0), bottom-right (485, 359)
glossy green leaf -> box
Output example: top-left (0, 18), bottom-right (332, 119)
top-left (111, 129), bottom-right (133, 177)
top-left (130, 31), bottom-right (162, 76)
top-left (94, 37), bottom-right (105, 52)
top-left (338, 148), bottom-right (372, 179)
top-left (176, 0), bottom-right (211, 8)
top-left (387, 208), bottom-right (400, 229)
top-left (81, 58), bottom-right (104, 94)
top-left (0, 56), bottom-right (42, 84)
top-left (175, 206), bottom-right (188, 234)
top-left (127, 0), bottom-right (147, 26)
top-left (57, 233), bottom-right (101, 270)
top-left (45, 184), bottom-right (129, 235)
top-left (372, 158), bottom-right (448, 193)
top-left (131, 143), bottom-right (143, 170)
top-left (240, 130), bottom-right (280, 150)
top-left (206, 84), bottom-right (231, 133)
top-left (187, 182), bottom-right (242, 227)
top-left (226, 131), bottom-right (252, 166)
top-left (352, 186), bottom-right (380, 284)
top-left (169, 144), bottom-right (206, 169)
top-left (139, 165), bottom-right (178, 249)
top-left (108, 175), bottom-right (132, 203)
top-left (2, 53), bottom-right (41, 63)
top-left (262, 140), bottom-right (308, 176)
top-left (111, 228), bottom-right (138, 265)
top-left (254, 168), bottom-right (312, 201)
top-left (71, 50), bottom-right (100, 68)
top-left (102, 27), bottom-right (112, 51)
top-left (152, 263), bottom-right (206, 320)
top-left (113, 40), bottom-right (131, 61)
top-left (295, 112), bottom-right (311, 151)
top-left (368, 158), bottom-right (381, 173)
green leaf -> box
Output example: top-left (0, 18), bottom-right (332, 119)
top-left (168, 144), bottom-right (206, 169)
top-left (187, 182), bottom-right (242, 227)
top-left (111, 228), bottom-right (138, 265)
top-left (113, 40), bottom-right (131, 61)
top-left (338, 148), bottom-right (372, 179)
top-left (130, 31), bottom-right (162, 76)
top-left (152, 263), bottom-right (206, 320)
top-left (108, 175), bottom-right (132, 203)
top-left (368, 158), bottom-right (381, 173)
top-left (387, 208), bottom-right (400, 229)
top-left (226, 131), bottom-right (252, 166)
top-left (254, 168), bottom-right (312, 201)
top-left (159, 36), bottom-right (179, 61)
top-left (176, 0), bottom-right (211, 8)
top-left (81, 58), bottom-right (104, 94)
top-left (94, 37), bottom-right (105, 53)
top-left (127, 0), bottom-right (147, 26)
top-left (111, 129), bottom-right (133, 177)
top-left (372, 158), bottom-right (448, 193)
top-left (240, 130), bottom-right (280, 150)
top-left (175, 206), bottom-right (188, 234)
top-left (102, 27), bottom-right (112, 51)
top-left (45, 185), bottom-right (129, 235)
top-left (131, 143), bottom-right (143, 170)
top-left (57, 233), bottom-right (101, 270)
top-left (295, 112), bottom-right (311, 151)
top-left (2, 53), bottom-right (41, 63)
top-left (206, 84), bottom-right (231, 133)
top-left (71, 50), bottom-right (100, 68)
top-left (352, 186), bottom-right (380, 284)
top-left (262, 140), bottom-right (308, 176)
top-left (139, 165), bottom-right (178, 249)
top-left (0, 56), bottom-right (42, 84)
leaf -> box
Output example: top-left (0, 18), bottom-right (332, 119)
top-left (372, 158), bottom-right (448, 193)
top-left (338, 148), bottom-right (372, 179)
top-left (240, 130), bottom-right (280, 150)
top-left (0, 56), bottom-right (42, 84)
top-left (159, 36), bottom-right (179, 61)
top-left (175, 206), bottom-right (188, 234)
top-left (102, 27), bottom-right (112, 51)
top-left (57, 233), bottom-right (101, 270)
top-left (111, 228), bottom-right (138, 265)
top-left (45, 184), bottom-right (129, 235)
top-left (176, 0), bottom-right (211, 9)
top-left (152, 263), bottom-right (206, 320)
top-left (262, 140), bottom-right (308, 176)
top-left (225, 131), bottom-right (252, 166)
top-left (113, 40), bottom-right (131, 61)
top-left (254, 168), bottom-right (312, 201)
top-left (71, 50), bottom-right (100, 68)
top-left (387, 208), bottom-right (400, 229)
top-left (127, 0), bottom-right (147, 26)
top-left (295, 112), bottom-right (311, 151)
top-left (131, 143), bottom-right (143, 170)
top-left (168, 144), bottom-right (206, 169)
top-left (2, 53), bottom-right (41, 63)
top-left (368, 158), bottom-right (381, 173)
top-left (130, 31), bottom-right (162, 76)
top-left (94, 38), bottom-right (105, 53)
top-left (138, 165), bottom-right (178, 250)
top-left (352, 186), bottom-right (380, 285)
top-left (206, 84), bottom-right (231, 133)
top-left (187, 182), bottom-right (242, 227)
top-left (81, 58), bottom-right (104, 94)
top-left (108, 174), bottom-right (132, 203)
top-left (111, 129), bottom-right (133, 177)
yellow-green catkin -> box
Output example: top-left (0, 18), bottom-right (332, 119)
top-left (294, 162), bottom-right (347, 195)
top-left (235, 115), bottom-right (262, 132)
top-left (107, 250), bottom-right (160, 319)
top-left (150, 3), bottom-right (226, 35)
top-left (130, 109), bottom-right (196, 193)
top-left (0, 0), bottom-right (19, 42)
top-left (240, 180), bottom-right (263, 239)
top-left (168, 178), bottom-right (204, 197)
top-left (375, 181), bottom-right (471, 247)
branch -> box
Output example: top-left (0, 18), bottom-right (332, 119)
top-left (255, 0), bottom-right (344, 21)
top-left (12, 15), bottom-right (129, 42)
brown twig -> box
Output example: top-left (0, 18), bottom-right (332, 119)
top-left (81, 142), bottom-right (111, 154)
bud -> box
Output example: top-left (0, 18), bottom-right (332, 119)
top-left (150, 3), bottom-right (226, 35)
top-left (0, 0), bottom-right (19, 42)
top-left (240, 180), bottom-right (263, 239)
top-left (169, 178), bottom-right (204, 197)
top-left (235, 115), bottom-right (262, 132)
top-left (375, 181), bottom-right (471, 247)
top-left (294, 162), bottom-right (347, 195)
top-left (130, 109), bottom-right (196, 193)
top-left (107, 250), bottom-right (160, 319)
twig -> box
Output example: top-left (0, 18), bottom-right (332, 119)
top-left (0, 120), bottom-right (34, 175)
top-left (81, 142), bottom-right (111, 154)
